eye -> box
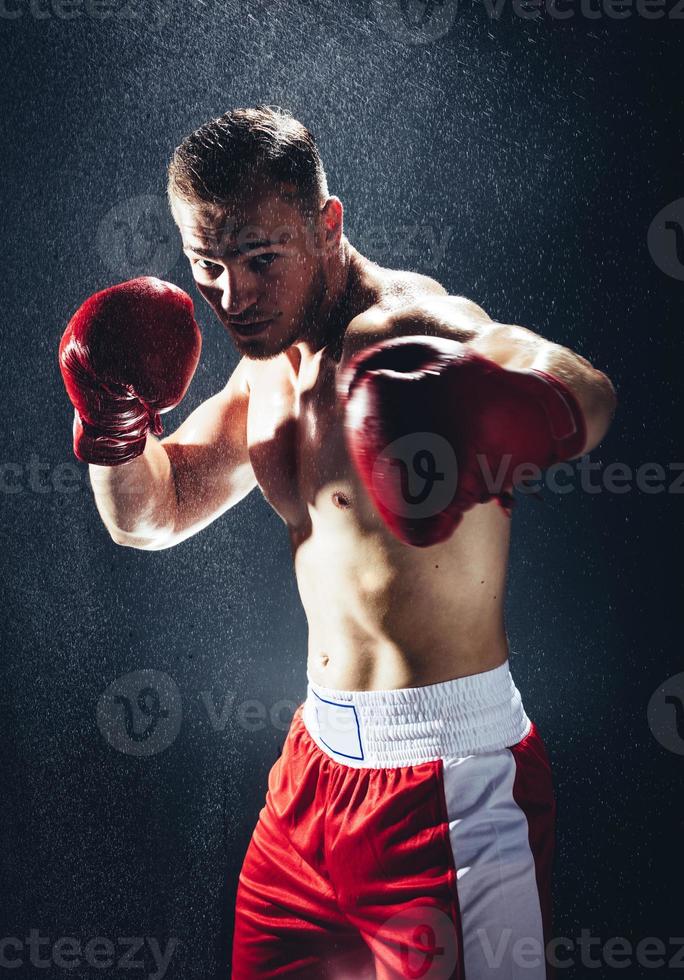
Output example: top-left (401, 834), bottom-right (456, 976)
top-left (197, 259), bottom-right (220, 271)
top-left (250, 252), bottom-right (278, 270)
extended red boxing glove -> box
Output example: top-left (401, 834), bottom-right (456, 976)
top-left (339, 335), bottom-right (587, 547)
top-left (59, 277), bottom-right (201, 465)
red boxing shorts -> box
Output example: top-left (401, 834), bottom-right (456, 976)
top-left (231, 661), bottom-right (556, 979)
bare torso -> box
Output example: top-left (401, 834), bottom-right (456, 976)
top-left (244, 263), bottom-right (511, 691)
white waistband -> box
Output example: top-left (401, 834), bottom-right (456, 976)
top-left (302, 660), bottom-right (531, 768)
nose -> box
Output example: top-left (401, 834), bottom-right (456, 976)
top-left (217, 266), bottom-right (258, 317)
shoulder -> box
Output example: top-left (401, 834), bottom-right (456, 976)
top-left (225, 355), bottom-right (253, 395)
top-left (338, 293), bottom-right (493, 370)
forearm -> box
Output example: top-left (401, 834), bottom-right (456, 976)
top-left (88, 434), bottom-right (178, 549)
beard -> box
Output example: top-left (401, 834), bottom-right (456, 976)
top-left (235, 261), bottom-right (329, 362)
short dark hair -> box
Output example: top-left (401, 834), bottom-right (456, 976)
top-left (167, 105), bottom-right (329, 218)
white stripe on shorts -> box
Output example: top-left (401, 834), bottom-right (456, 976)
top-left (443, 747), bottom-right (547, 979)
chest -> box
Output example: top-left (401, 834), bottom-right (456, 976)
top-left (246, 353), bottom-right (356, 526)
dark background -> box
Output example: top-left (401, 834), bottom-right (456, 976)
top-left (1, 0), bottom-right (682, 977)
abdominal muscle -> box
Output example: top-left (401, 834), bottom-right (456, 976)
top-left (293, 495), bottom-right (512, 692)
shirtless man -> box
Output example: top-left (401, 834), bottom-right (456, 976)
top-left (59, 107), bottom-right (616, 979)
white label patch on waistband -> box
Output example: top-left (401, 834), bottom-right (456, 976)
top-left (313, 693), bottom-right (364, 761)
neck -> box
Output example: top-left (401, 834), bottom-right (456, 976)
top-left (293, 239), bottom-right (375, 367)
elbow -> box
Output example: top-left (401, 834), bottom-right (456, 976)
top-left (596, 368), bottom-right (618, 416)
top-left (580, 370), bottom-right (618, 454)
top-left (108, 527), bottom-right (177, 551)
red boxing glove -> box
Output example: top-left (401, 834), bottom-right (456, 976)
top-left (340, 335), bottom-right (586, 547)
top-left (59, 277), bottom-right (201, 465)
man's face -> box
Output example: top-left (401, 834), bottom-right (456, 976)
top-left (172, 189), bottom-right (328, 360)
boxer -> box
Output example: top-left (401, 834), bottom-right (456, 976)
top-left (60, 106), bottom-right (616, 979)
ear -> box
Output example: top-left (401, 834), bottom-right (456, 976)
top-left (320, 196), bottom-right (344, 248)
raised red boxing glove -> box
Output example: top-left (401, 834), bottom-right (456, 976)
top-left (59, 277), bottom-right (201, 465)
top-left (339, 335), bottom-right (587, 548)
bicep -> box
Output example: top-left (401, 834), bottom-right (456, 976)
top-left (467, 321), bottom-right (546, 370)
top-left (160, 358), bottom-right (257, 542)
